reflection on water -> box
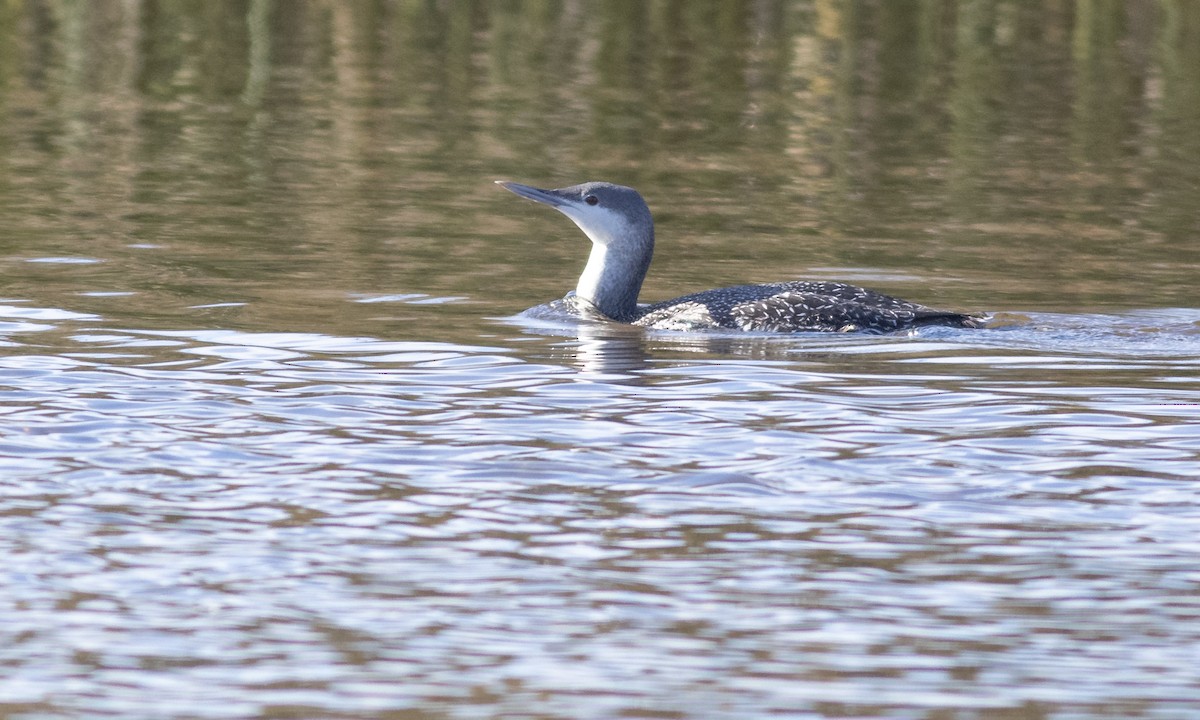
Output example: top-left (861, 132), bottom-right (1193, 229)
top-left (2, 2), bottom-right (1200, 718)
top-left (3, 303), bottom-right (1199, 718)
top-left (2, 0), bottom-right (1199, 328)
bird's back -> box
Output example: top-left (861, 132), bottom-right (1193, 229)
top-left (633, 281), bottom-right (983, 333)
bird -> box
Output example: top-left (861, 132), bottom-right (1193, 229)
top-left (496, 180), bottom-right (984, 333)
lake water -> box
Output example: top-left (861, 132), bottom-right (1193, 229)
top-left (2, 2), bottom-right (1199, 718)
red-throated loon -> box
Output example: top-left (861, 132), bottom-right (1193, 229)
top-left (497, 180), bottom-right (984, 333)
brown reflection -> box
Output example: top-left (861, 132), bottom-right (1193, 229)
top-left (0, 1), bottom-right (1198, 341)
top-left (1150, 1), bottom-right (1200, 244)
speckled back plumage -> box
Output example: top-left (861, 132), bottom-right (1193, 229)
top-left (633, 280), bottom-right (983, 333)
top-left (498, 180), bottom-right (985, 334)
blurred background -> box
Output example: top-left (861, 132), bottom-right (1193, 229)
top-left (2, 0), bottom-right (1197, 338)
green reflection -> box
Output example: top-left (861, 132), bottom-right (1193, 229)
top-left (1152, 0), bottom-right (1200, 244)
top-left (0, 0), bottom-right (1198, 331)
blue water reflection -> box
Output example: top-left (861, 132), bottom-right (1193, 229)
top-left (2, 301), bottom-right (1199, 716)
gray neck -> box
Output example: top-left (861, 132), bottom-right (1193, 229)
top-left (575, 231), bottom-right (653, 323)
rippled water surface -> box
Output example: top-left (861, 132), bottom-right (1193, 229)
top-left (3, 2), bottom-right (1200, 719)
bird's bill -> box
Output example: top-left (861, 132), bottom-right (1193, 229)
top-left (495, 180), bottom-right (568, 208)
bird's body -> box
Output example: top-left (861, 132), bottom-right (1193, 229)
top-left (632, 280), bottom-right (979, 333)
top-left (497, 180), bottom-right (984, 334)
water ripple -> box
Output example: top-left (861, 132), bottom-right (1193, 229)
top-left (0, 312), bottom-right (1198, 718)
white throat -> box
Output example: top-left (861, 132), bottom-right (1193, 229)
top-left (564, 206), bottom-right (629, 307)
top-left (562, 206), bottom-right (627, 248)
top-left (555, 206), bottom-right (651, 322)
top-left (575, 242), bottom-right (611, 305)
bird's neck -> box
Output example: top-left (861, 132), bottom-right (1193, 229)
top-left (575, 238), bottom-right (652, 323)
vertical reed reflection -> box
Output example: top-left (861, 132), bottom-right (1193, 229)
top-left (0, 1), bottom-right (1196, 316)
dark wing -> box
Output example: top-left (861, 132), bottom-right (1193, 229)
top-left (635, 281), bottom-right (984, 333)
top-left (730, 283), bottom-right (983, 332)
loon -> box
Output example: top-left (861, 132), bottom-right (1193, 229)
top-left (497, 180), bottom-right (984, 333)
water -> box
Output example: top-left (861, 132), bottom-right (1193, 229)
top-left (2, 2), bottom-right (1200, 718)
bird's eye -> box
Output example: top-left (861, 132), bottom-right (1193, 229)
top-left (585, 195), bottom-right (599, 206)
